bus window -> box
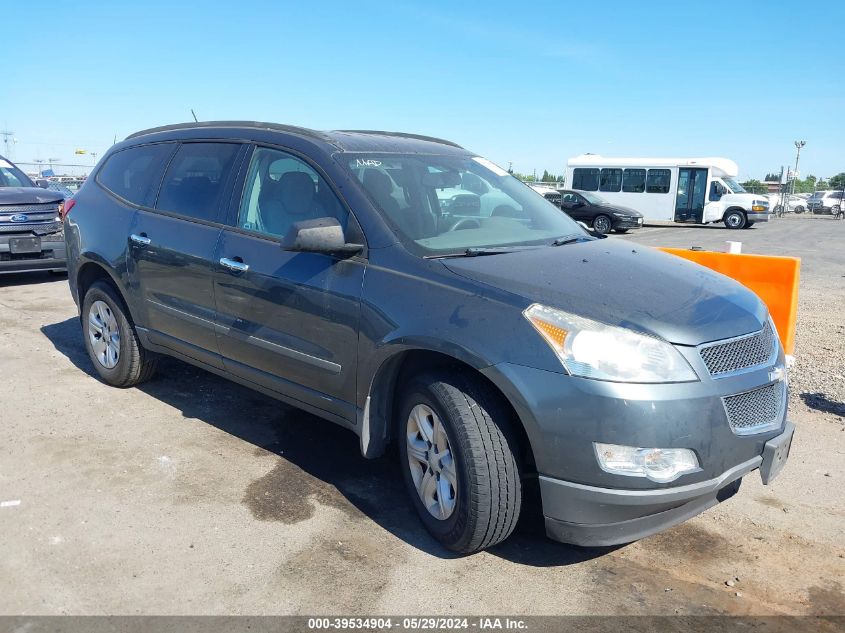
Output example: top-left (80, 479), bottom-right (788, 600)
top-left (600, 168), bottom-right (622, 192)
top-left (647, 169), bottom-right (671, 193)
top-left (623, 169), bottom-right (646, 193)
top-left (572, 168), bottom-right (600, 191)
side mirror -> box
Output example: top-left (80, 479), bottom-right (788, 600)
top-left (35, 179), bottom-right (50, 189)
top-left (281, 217), bottom-right (363, 255)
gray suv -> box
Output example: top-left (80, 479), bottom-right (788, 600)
top-left (63, 122), bottom-right (793, 553)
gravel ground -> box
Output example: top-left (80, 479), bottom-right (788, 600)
top-left (0, 213), bottom-right (842, 617)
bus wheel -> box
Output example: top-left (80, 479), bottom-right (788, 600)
top-left (593, 215), bottom-right (612, 234)
top-left (724, 210), bottom-right (746, 229)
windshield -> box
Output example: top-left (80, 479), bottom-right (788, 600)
top-left (579, 191), bottom-right (607, 205)
top-left (723, 177), bottom-right (746, 193)
top-left (0, 159), bottom-right (33, 188)
top-left (343, 153), bottom-right (585, 255)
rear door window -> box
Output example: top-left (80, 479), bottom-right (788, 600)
top-left (96, 143), bottom-right (175, 206)
top-left (156, 143), bottom-right (241, 222)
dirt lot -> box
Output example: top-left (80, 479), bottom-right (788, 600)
top-left (0, 214), bottom-right (842, 616)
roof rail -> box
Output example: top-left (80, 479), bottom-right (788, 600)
top-left (125, 121), bottom-right (327, 141)
top-left (336, 130), bottom-right (463, 149)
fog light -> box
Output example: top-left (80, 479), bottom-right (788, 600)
top-left (594, 443), bottom-right (699, 483)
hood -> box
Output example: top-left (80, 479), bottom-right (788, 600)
top-left (443, 239), bottom-right (766, 346)
top-left (596, 202), bottom-right (643, 216)
top-left (0, 187), bottom-right (64, 205)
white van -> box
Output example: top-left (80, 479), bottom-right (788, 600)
top-left (565, 156), bottom-right (770, 229)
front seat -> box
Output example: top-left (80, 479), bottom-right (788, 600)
top-left (259, 171), bottom-right (318, 237)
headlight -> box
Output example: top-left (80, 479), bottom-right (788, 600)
top-left (612, 212), bottom-right (625, 217)
top-left (523, 304), bottom-right (698, 383)
top-left (594, 443), bottom-right (700, 483)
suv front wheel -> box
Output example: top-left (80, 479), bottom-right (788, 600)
top-left (398, 370), bottom-right (522, 553)
top-left (81, 280), bottom-right (158, 387)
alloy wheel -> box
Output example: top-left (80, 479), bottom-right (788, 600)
top-left (406, 404), bottom-right (457, 520)
top-left (88, 300), bottom-right (121, 369)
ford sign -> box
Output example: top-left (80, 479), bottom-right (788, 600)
top-left (10, 214), bottom-right (30, 223)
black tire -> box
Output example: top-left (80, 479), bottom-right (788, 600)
top-left (724, 210), bottom-right (746, 229)
top-left (795, 206), bottom-right (805, 214)
top-left (398, 370), bottom-right (521, 554)
top-left (81, 280), bottom-right (158, 387)
top-left (745, 221), bottom-right (755, 228)
top-left (592, 214), bottom-right (612, 234)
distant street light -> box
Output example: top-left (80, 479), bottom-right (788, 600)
top-left (791, 141), bottom-right (806, 195)
top-left (47, 157), bottom-right (61, 175)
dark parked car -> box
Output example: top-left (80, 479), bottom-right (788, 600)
top-left (64, 122), bottom-right (793, 553)
top-left (559, 189), bottom-right (643, 234)
top-left (0, 155), bottom-right (66, 274)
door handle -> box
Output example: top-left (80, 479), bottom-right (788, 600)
top-left (219, 257), bottom-right (249, 273)
top-left (130, 233), bottom-right (151, 247)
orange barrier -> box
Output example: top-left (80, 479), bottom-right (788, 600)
top-left (659, 248), bottom-right (800, 356)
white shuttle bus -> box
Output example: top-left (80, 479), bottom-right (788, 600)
top-left (565, 156), bottom-right (770, 229)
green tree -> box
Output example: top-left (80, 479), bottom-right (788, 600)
top-left (829, 172), bottom-right (845, 190)
top-left (741, 179), bottom-right (768, 194)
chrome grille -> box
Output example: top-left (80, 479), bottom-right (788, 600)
top-left (0, 203), bottom-right (60, 215)
top-left (0, 221), bottom-right (62, 233)
top-left (722, 381), bottom-right (785, 435)
top-left (699, 320), bottom-right (776, 377)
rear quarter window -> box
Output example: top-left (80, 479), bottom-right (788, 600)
top-left (96, 143), bottom-right (175, 207)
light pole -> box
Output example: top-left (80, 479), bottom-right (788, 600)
top-left (33, 158), bottom-right (45, 177)
top-left (791, 140), bottom-right (805, 195)
top-left (48, 157), bottom-right (61, 176)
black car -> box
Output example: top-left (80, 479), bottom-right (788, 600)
top-left (0, 155), bottom-right (67, 274)
top-left (559, 189), bottom-right (643, 234)
top-left (64, 122), bottom-right (792, 553)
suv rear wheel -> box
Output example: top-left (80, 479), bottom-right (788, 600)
top-left (81, 280), bottom-right (158, 387)
top-left (398, 370), bottom-right (521, 553)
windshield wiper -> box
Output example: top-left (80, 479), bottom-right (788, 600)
top-left (426, 246), bottom-right (521, 259)
top-left (551, 234), bottom-right (588, 246)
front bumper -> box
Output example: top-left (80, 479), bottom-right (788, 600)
top-left (613, 216), bottom-right (644, 230)
top-left (541, 422), bottom-right (793, 546)
top-left (747, 212), bottom-right (770, 223)
top-left (0, 233), bottom-right (66, 274)
top-left (480, 353), bottom-right (791, 546)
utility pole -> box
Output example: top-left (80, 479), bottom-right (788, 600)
top-left (791, 140), bottom-right (806, 195)
top-left (1, 130), bottom-right (14, 158)
top-left (33, 158), bottom-right (45, 177)
top-left (48, 157), bottom-right (61, 176)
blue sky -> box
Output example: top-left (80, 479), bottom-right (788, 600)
top-left (3, 0), bottom-right (844, 181)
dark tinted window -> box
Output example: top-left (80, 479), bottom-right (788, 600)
top-left (572, 168), bottom-right (599, 191)
top-left (156, 143), bottom-right (240, 221)
top-left (647, 168), bottom-right (671, 193)
top-left (600, 168), bottom-right (622, 192)
top-left (622, 168), bottom-right (646, 193)
top-left (96, 143), bottom-right (174, 206)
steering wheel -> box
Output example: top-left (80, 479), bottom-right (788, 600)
top-left (448, 218), bottom-right (482, 231)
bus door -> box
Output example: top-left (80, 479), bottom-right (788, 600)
top-left (674, 168), bottom-right (708, 222)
